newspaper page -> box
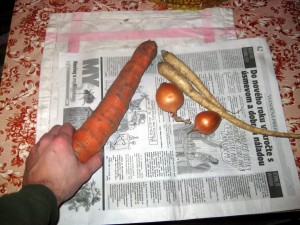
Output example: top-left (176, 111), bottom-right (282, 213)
top-left (51, 37), bottom-right (300, 224)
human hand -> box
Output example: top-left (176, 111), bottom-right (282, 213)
top-left (23, 123), bottom-right (103, 206)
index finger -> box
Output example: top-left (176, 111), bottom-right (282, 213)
top-left (59, 123), bottom-right (75, 138)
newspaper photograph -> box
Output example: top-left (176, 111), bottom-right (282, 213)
top-left (46, 38), bottom-right (300, 224)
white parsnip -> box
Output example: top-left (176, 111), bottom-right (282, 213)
top-left (161, 50), bottom-right (225, 111)
top-left (157, 61), bottom-right (300, 139)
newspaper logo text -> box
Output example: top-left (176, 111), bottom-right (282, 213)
top-left (82, 58), bottom-right (100, 87)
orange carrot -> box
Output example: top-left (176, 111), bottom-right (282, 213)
top-left (73, 40), bottom-right (158, 163)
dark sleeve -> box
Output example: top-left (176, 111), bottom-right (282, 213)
top-left (0, 184), bottom-right (59, 225)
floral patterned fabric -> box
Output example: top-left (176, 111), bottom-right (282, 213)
top-left (0, 0), bottom-right (299, 195)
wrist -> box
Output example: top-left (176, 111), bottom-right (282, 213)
top-left (24, 181), bottom-right (63, 206)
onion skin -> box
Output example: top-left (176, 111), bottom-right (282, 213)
top-left (192, 111), bottom-right (222, 135)
top-left (156, 82), bottom-right (184, 117)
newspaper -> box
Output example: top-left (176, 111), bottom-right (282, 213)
top-left (42, 37), bottom-right (300, 224)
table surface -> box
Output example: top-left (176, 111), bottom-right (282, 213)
top-left (0, 0), bottom-right (299, 198)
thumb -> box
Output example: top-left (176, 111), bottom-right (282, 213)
top-left (80, 151), bottom-right (103, 181)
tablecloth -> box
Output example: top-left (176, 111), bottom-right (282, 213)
top-left (0, 0), bottom-right (299, 196)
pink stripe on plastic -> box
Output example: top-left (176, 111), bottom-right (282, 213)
top-left (202, 8), bottom-right (215, 42)
top-left (47, 27), bottom-right (225, 43)
top-left (81, 27), bottom-right (215, 40)
top-left (67, 13), bottom-right (84, 52)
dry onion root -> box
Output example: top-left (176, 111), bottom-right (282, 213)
top-left (157, 59), bottom-right (300, 139)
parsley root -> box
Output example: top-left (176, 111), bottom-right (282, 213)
top-left (161, 50), bottom-right (225, 111)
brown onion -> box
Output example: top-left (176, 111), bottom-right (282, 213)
top-left (156, 82), bottom-right (184, 117)
top-left (192, 111), bottom-right (222, 135)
